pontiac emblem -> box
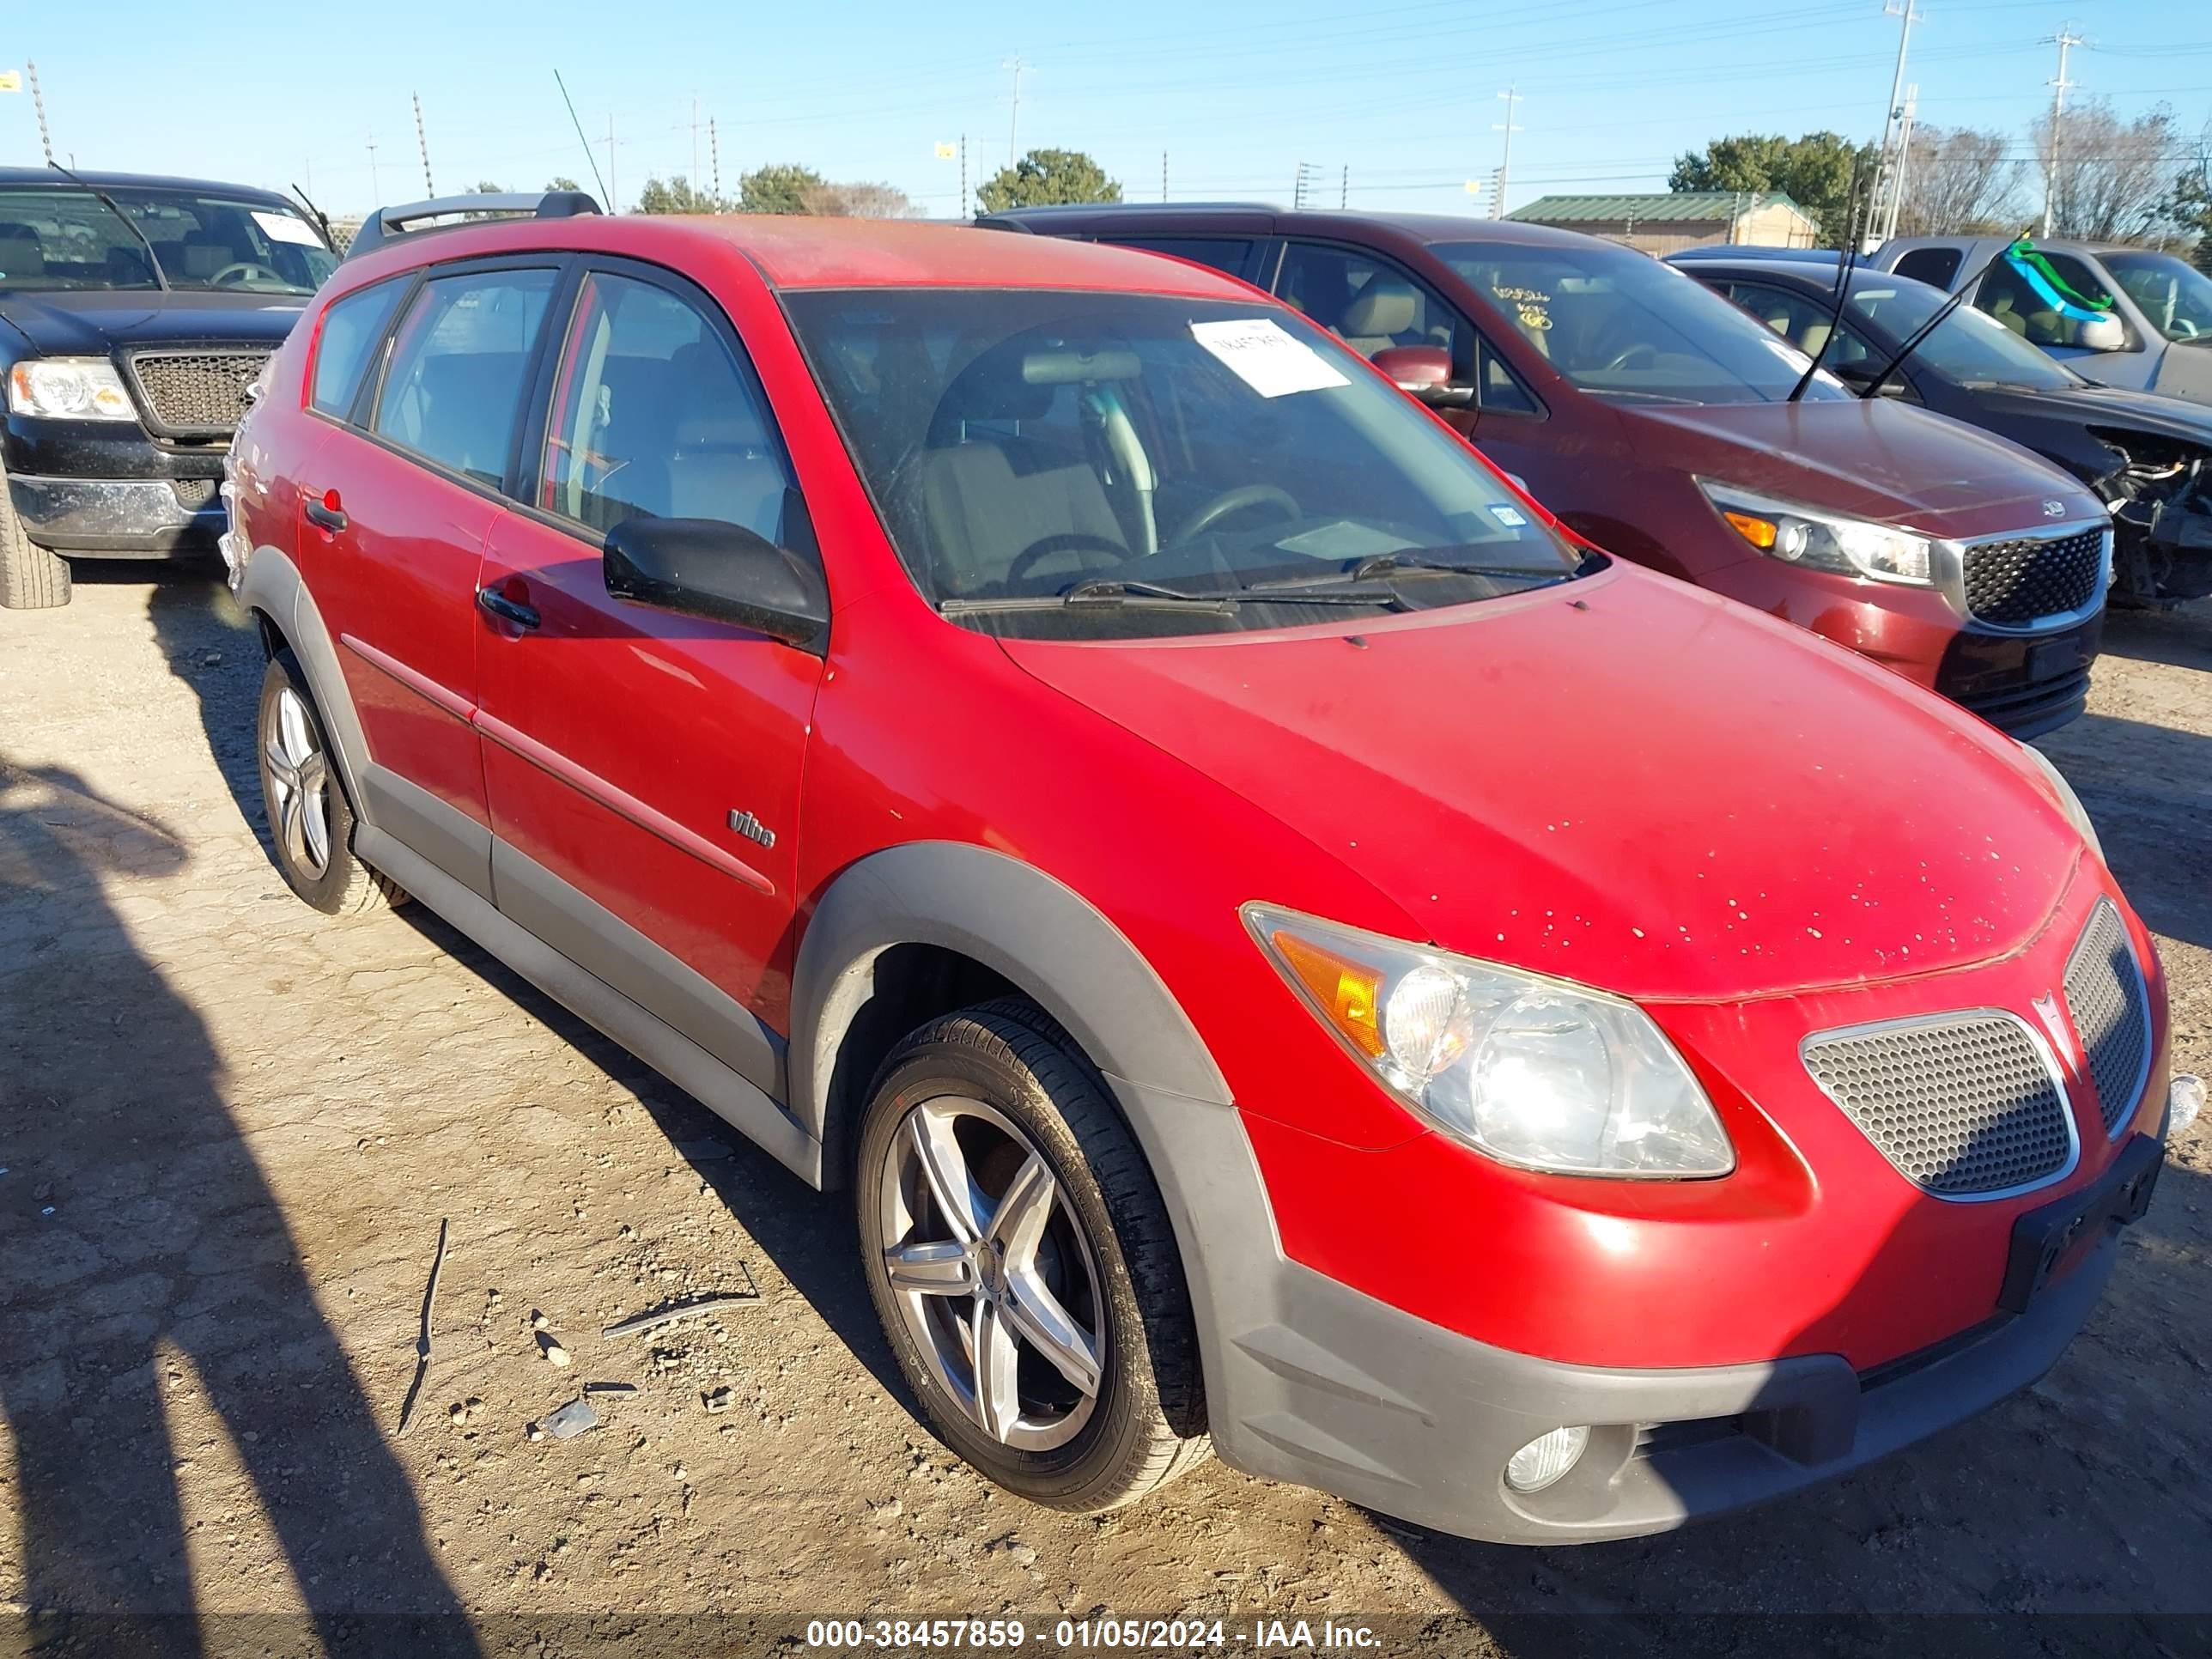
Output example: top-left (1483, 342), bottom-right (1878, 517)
top-left (2031, 993), bottom-right (2075, 1065)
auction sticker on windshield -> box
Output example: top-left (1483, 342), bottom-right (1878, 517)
top-left (250, 210), bottom-right (323, 246)
top-left (1191, 318), bottom-right (1350, 398)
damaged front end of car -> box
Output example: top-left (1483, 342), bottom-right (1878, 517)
top-left (2091, 428), bottom-right (2212, 607)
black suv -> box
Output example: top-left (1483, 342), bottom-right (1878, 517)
top-left (0, 169), bottom-right (337, 608)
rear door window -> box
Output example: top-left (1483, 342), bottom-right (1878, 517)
top-left (372, 268), bottom-right (558, 486)
top-left (535, 269), bottom-right (799, 548)
top-left (310, 278), bottom-right (409, 417)
top-left (1105, 237), bottom-right (1255, 282)
top-left (1893, 246), bottom-right (1963, 289)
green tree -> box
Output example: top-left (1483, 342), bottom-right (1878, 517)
top-left (976, 148), bottom-right (1121, 212)
top-left (635, 175), bottom-right (727, 215)
top-left (544, 175), bottom-right (582, 193)
top-left (472, 179), bottom-right (504, 194)
top-left (1669, 132), bottom-right (1879, 246)
top-left (738, 164), bottom-right (828, 215)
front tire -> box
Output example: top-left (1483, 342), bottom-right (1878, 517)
top-left (857, 1000), bottom-right (1212, 1512)
top-left (0, 463), bottom-right (70, 610)
top-left (256, 651), bottom-right (404, 917)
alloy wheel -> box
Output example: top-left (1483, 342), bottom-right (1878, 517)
top-left (876, 1096), bottom-right (1106, 1451)
top-left (263, 685), bottom-right (332, 879)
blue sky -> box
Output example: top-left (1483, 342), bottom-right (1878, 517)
top-left (4, 0), bottom-right (2205, 218)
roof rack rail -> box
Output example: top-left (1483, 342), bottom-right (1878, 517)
top-left (343, 189), bottom-right (602, 261)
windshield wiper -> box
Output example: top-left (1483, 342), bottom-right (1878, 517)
top-left (1249, 551), bottom-right (1576, 592)
top-left (939, 577), bottom-right (1241, 616)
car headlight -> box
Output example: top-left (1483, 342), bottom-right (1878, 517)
top-left (1696, 478), bottom-right (1938, 586)
top-left (2018, 742), bottom-right (2104, 863)
top-left (8, 357), bottom-right (138, 422)
top-left (1246, 905), bottom-right (1735, 1177)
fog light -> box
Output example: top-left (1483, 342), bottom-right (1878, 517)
top-left (2172, 1074), bottom-right (2203, 1136)
top-left (1504, 1425), bottom-right (1589, 1494)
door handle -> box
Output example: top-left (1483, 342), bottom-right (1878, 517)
top-left (476, 586), bottom-right (541, 630)
top-left (304, 491), bottom-right (348, 532)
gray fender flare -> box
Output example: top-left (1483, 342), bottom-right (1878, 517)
top-left (789, 841), bottom-right (1233, 1152)
top-left (237, 542), bottom-right (374, 823)
top-left (789, 842), bottom-right (1271, 1432)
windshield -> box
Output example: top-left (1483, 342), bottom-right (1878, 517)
top-left (783, 289), bottom-right (1585, 639)
top-left (1844, 278), bottom-right (2079, 389)
top-left (0, 185), bottom-right (334, 295)
top-left (1433, 240), bottom-right (1849, 404)
top-left (2101, 251), bottom-right (2212, 343)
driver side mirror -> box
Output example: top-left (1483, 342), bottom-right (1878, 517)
top-left (604, 518), bottom-right (829, 651)
top-left (1370, 345), bottom-right (1474, 409)
top-left (2072, 313), bottom-right (2126, 352)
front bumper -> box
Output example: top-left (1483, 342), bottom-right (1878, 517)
top-left (1196, 1124), bottom-right (2163, 1545)
top-left (1697, 557), bottom-right (2101, 739)
top-left (6, 473), bottom-right (225, 558)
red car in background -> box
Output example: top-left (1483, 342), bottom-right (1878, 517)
top-left (986, 205), bottom-right (2114, 739)
top-left (223, 197), bottom-right (2184, 1542)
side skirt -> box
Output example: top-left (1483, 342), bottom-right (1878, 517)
top-left (355, 823), bottom-right (825, 1187)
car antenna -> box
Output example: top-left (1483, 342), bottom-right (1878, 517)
top-left (46, 158), bottom-right (168, 290)
top-left (290, 182), bottom-right (336, 247)
top-left (1786, 156), bottom-right (1868, 404)
top-left (1856, 224), bottom-right (2040, 401)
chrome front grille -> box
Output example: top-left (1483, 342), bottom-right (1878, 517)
top-left (1802, 1012), bottom-right (2075, 1198)
top-left (126, 349), bottom-right (270, 437)
top-left (2063, 900), bottom-right (2152, 1136)
top-left (1961, 527), bottom-right (2106, 625)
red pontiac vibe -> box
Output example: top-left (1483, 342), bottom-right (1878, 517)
top-left (222, 196), bottom-right (2189, 1543)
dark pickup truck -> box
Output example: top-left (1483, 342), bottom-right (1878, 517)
top-left (1, 168), bottom-right (335, 608)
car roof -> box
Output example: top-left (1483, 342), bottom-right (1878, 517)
top-left (338, 211), bottom-right (1265, 298)
top-left (1678, 257), bottom-right (1948, 300)
top-left (989, 203), bottom-right (1612, 251)
top-left (0, 167), bottom-right (295, 206)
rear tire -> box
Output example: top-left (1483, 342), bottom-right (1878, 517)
top-left (256, 651), bottom-right (405, 917)
top-left (856, 999), bottom-right (1212, 1513)
top-left (0, 463), bottom-right (71, 610)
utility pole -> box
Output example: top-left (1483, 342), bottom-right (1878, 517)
top-left (1001, 57), bottom-right (1028, 167)
top-left (367, 139), bottom-right (381, 204)
top-left (607, 114), bottom-right (617, 214)
top-left (1883, 84), bottom-right (1918, 241)
top-left (412, 92), bottom-right (434, 196)
top-left (2043, 25), bottom-right (2084, 237)
top-left (1340, 164), bottom-right (1348, 209)
top-left (709, 117), bottom-right (720, 200)
top-left (1493, 87), bottom-right (1522, 219)
top-left (960, 134), bottom-right (969, 218)
top-left (1874, 0), bottom-right (1922, 242)
top-left (1292, 162), bottom-right (1314, 210)
top-left (1162, 150), bottom-right (1169, 203)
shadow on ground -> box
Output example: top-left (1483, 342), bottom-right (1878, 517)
top-left (137, 571), bottom-right (911, 1413)
top-left (0, 755), bottom-right (477, 1655)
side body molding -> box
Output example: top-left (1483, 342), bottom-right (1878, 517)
top-left (241, 541), bottom-right (496, 900)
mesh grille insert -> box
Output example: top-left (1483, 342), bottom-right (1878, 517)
top-left (1961, 528), bottom-right (2105, 625)
top-left (2063, 901), bottom-right (2150, 1135)
top-left (1802, 1013), bottom-right (2072, 1197)
top-left (128, 350), bottom-right (270, 435)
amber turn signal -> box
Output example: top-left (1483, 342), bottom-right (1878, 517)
top-left (1723, 510), bottom-right (1778, 550)
top-left (1268, 928), bottom-right (1387, 1058)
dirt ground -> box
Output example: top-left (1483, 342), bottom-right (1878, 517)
top-left (2, 564), bottom-right (2209, 1659)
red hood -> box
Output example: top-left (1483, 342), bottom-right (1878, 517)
top-left (1000, 564), bottom-right (2085, 1003)
top-left (1623, 398), bottom-right (2104, 542)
